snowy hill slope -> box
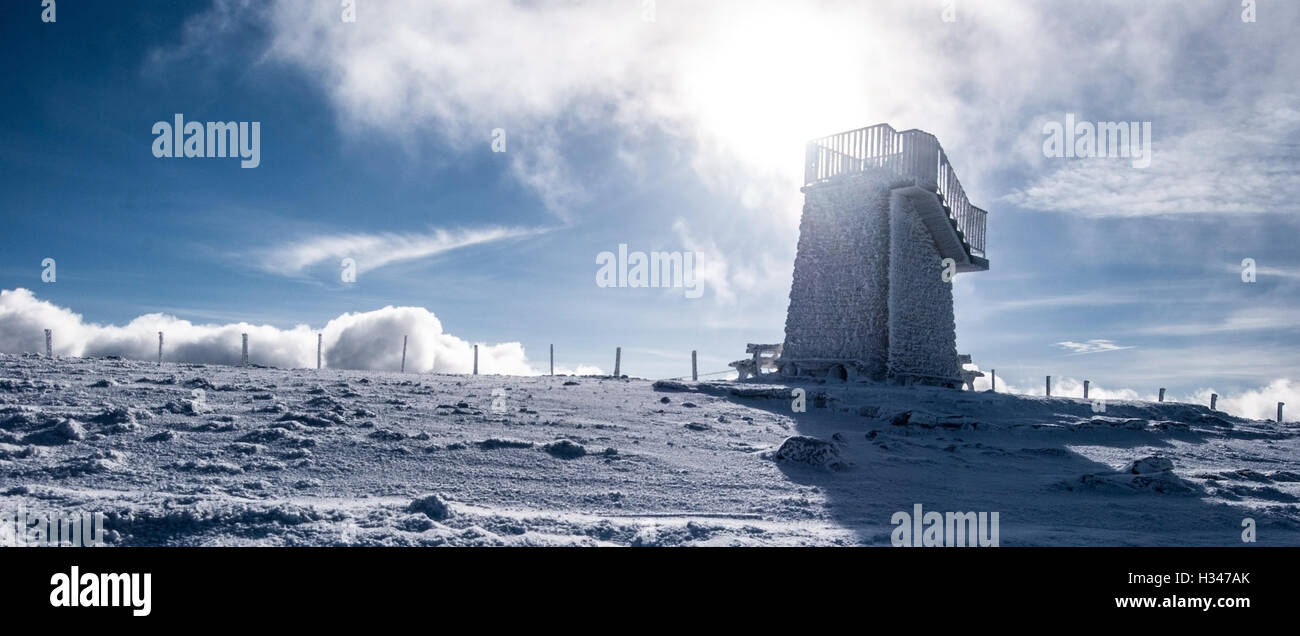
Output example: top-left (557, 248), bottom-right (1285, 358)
top-left (1, 353), bottom-right (1297, 546)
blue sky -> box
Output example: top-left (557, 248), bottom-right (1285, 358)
top-left (1, 0), bottom-right (1297, 417)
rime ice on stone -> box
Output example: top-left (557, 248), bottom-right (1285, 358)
top-left (774, 124), bottom-right (990, 387)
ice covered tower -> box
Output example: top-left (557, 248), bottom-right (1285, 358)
top-left (778, 124), bottom-right (989, 386)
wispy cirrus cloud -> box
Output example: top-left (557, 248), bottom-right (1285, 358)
top-left (1002, 104), bottom-right (1300, 218)
top-left (1054, 339), bottom-right (1135, 355)
top-left (1136, 307), bottom-right (1300, 337)
top-left (1220, 261), bottom-right (1300, 280)
top-left (256, 226), bottom-right (541, 277)
top-left (979, 280), bottom-right (1206, 314)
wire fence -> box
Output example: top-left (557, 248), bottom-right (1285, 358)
top-left (26, 329), bottom-right (1288, 422)
top-left (655, 369), bottom-right (735, 382)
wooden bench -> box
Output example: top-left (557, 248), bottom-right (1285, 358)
top-left (957, 354), bottom-right (983, 391)
top-left (729, 343), bottom-right (783, 380)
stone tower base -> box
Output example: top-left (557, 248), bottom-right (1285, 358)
top-left (781, 170), bottom-right (960, 384)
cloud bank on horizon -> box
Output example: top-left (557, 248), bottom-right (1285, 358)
top-left (967, 371), bottom-right (1298, 423)
top-left (0, 288), bottom-right (579, 375)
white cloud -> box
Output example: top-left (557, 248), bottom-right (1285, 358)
top-left (156, 0), bottom-right (1010, 306)
top-left (671, 218), bottom-right (733, 304)
top-left (1188, 381), bottom-right (1297, 423)
top-left (257, 227), bottom-right (538, 277)
top-left (969, 368), bottom-right (1295, 422)
top-left (982, 374), bottom-right (1149, 397)
top-left (1220, 261), bottom-right (1300, 280)
top-left (1003, 102), bottom-right (1300, 217)
top-left (1054, 339), bottom-right (1135, 355)
top-left (0, 288), bottom-right (568, 374)
top-left (157, 0), bottom-right (1300, 310)
top-left (551, 364), bottom-right (605, 376)
top-left (1258, 266), bottom-right (1300, 280)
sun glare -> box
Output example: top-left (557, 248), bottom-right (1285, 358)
top-left (681, 6), bottom-right (876, 183)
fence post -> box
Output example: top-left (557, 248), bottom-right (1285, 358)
top-left (400, 336), bottom-right (408, 373)
top-left (1279, 402), bottom-right (1285, 423)
top-left (473, 344), bottom-right (479, 375)
top-left (1210, 393), bottom-right (1218, 410)
top-left (1083, 380), bottom-right (1090, 399)
top-left (241, 333), bottom-right (248, 366)
top-left (614, 347), bottom-right (621, 378)
top-left (550, 344), bottom-right (554, 376)
top-left (691, 350), bottom-right (698, 381)
top-left (44, 329), bottom-right (52, 358)
top-left (317, 333), bottom-right (322, 370)
top-left (1158, 388), bottom-right (1166, 402)
top-left (1045, 375), bottom-right (1051, 397)
top-left (158, 332), bottom-right (163, 365)
top-left (990, 369), bottom-right (996, 392)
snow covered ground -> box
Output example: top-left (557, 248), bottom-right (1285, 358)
top-left (1, 352), bottom-right (1297, 546)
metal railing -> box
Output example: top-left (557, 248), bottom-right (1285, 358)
top-left (805, 123), bottom-right (987, 258)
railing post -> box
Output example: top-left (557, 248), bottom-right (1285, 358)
top-left (898, 129), bottom-right (909, 179)
top-left (923, 132), bottom-right (938, 189)
top-left (1083, 380), bottom-right (1090, 399)
top-left (1045, 375), bottom-right (1051, 397)
top-left (1159, 388), bottom-right (1166, 402)
top-left (990, 369), bottom-right (996, 392)
top-left (158, 332), bottom-right (163, 366)
top-left (804, 142), bottom-right (817, 185)
top-left (691, 350), bottom-right (698, 381)
top-left (317, 333), bottom-right (322, 370)
top-left (241, 333), bottom-right (248, 366)
top-left (1210, 393), bottom-right (1218, 410)
top-left (614, 347), bottom-right (621, 378)
top-left (1279, 402), bottom-right (1285, 423)
top-left (473, 344), bottom-right (478, 375)
top-left (400, 335), bottom-right (407, 373)
top-left (44, 329), bottom-right (52, 358)
top-left (549, 344), bottom-right (554, 376)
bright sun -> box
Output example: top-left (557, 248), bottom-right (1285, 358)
top-left (680, 6), bottom-right (879, 184)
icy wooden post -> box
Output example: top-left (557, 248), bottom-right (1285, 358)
top-left (1210, 393), bottom-right (1218, 410)
top-left (549, 344), bottom-right (554, 376)
top-left (400, 336), bottom-right (408, 373)
top-left (1045, 376), bottom-right (1051, 397)
top-left (44, 329), bottom-right (52, 358)
top-left (157, 332), bottom-right (163, 365)
top-left (1279, 402), bottom-right (1285, 423)
top-left (614, 347), bottom-right (621, 377)
top-left (1158, 388), bottom-right (1166, 402)
top-left (1083, 380), bottom-right (1090, 399)
top-left (473, 345), bottom-right (479, 375)
top-left (691, 350), bottom-right (698, 381)
top-left (241, 333), bottom-right (249, 365)
top-left (316, 334), bottom-right (322, 370)
top-left (990, 369), bottom-right (996, 392)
